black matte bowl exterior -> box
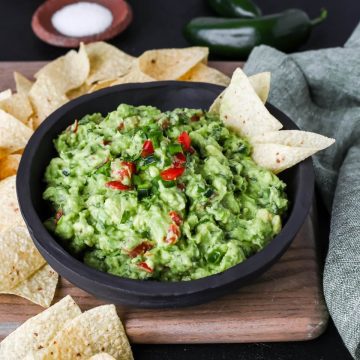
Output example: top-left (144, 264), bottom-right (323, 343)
top-left (17, 81), bottom-right (314, 308)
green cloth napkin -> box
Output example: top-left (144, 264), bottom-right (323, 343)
top-left (244, 23), bottom-right (360, 359)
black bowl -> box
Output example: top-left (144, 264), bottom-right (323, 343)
top-left (17, 81), bottom-right (314, 308)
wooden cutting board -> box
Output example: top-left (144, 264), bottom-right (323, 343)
top-left (0, 61), bottom-right (328, 344)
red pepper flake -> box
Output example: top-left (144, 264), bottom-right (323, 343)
top-left (137, 262), bottom-right (153, 273)
top-left (165, 223), bottom-right (180, 244)
top-left (55, 209), bottom-right (63, 224)
top-left (160, 167), bottom-right (185, 181)
top-left (190, 114), bottom-right (201, 122)
top-left (173, 153), bottom-right (186, 168)
top-left (103, 140), bottom-right (111, 146)
top-left (188, 146), bottom-right (196, 154)
top-left (169, 211), bottom-right (182, 226)
top-left (141, 140), bottom-right (154, 158)
top-left (128, 241), bottom-right (153, 258)
top-left (118, 122), bottom-right (125, 131)
top-left (105, 181), bottom-right (131, 191)
top-left (178, 131), bottom-right (191, 151)
top-left (161, 119), bottom-right (170, 129)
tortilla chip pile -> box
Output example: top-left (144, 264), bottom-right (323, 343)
top-left (210, 68), bottom-right (335, 173)
top-left (0, 295), bottom-right (133, 360)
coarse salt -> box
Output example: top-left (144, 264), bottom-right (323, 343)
top-left (51, 2), bottom-right (113, 38)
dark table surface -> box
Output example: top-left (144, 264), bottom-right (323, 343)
top-left (1, 0), bottom-right (359, 359)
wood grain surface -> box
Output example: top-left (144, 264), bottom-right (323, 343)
top-left (0, 61), bottom-right (328, 344)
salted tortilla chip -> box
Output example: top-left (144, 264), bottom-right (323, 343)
top-left (0, 296), bottom-right (81, 360)
top-left (209, 72), bottom-right (271, 113)
top-left (219, 68), bottom-right (282, 138)
top-left (251, 130), bottom-right (335, 173)
top-left (35, 43), bottom-right (89, 93)
top-left (14, 72), bottom-right (34, 94)
top-left (0, 176), bottom-right (24, 231)
top-left (88, 354), bottom-right (116, 360)
top-left (88, 78), bottom-right (119, 93)
top-left (85, 42), bottom-right (135, 84)
top-left (0, 264), bottom-right (58, 308)
top-left (67, 82), bottom-right (92, 99)
top-left (0, 224), bottom-right (46, 291)
top-left (179, 63), bottom-right (230, 86)
top-left (0, 92), bottom-right (33, 124)
top-left (0, 154), bottom-right (21, 179)
top-left (0, 109), bottom-right (33, 158)
top-left (111, 65), bottom-right (155, 86)
top-left (138, 47), bottom-right (209, 80)
top-left (0, 89), bottom-right (12, 101)
top-left (38, 305), bottom-right (133, 360)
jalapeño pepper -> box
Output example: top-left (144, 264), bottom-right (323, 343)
top-left (208, 0), bottom-right (261, 18)
top-left (184, 8), bottom-right (327, 59)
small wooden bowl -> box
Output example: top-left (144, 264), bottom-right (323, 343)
top-left (32, 0), bottom-right (132, 47)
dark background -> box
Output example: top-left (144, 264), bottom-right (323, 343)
top-left (1, 0), bottom-right (359, 359)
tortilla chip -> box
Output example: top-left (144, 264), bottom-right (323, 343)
top-left (0, 264), bottom-right (58, 308)
top-left (0, 92), bottom-right (33, 124)
top-left (0, 224), bottom-right (46, 291)
top-left (39, 305), bottom-right (133, 360)
top-left (111, 65), bottom-right (155, 86)
top-left (219, 68), bottom-right (282, 138)
top-left (0, 175), bottom-right (24, 231)
top-left (0, 109), bottom-right (33, 158)
top-left (0, 154), bottom-right (21, 179)
top-left (138, 47), bottom-right (209, 80)
top-left (88, 78), bottom-right (118, 93)
top-left (209, 72), bottom-right (271, 113)
top-left (0, 296), bottom-right (82, 360)
top-left (0, 89), bottom-right (12, 101)
top-left (14, 72), bottom-right (34, 94)
top-left (67, 82), bottom-right (92, 99)
top-left (88, 354), bottom-right (116, 360)
top-left (35, 43), bottom-right (89, 93)
top-left (179, 63), bottom-right (230, 86)
top-left (247, 72), bottom-right (271, 103)
top-left (251, 130), bottom-right (335, 173)
top-left (29, 77), bottom-right (68, 126)
top-left (85, 42), bottom-right (135, 84)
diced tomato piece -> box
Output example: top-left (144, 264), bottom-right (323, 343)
top-left (121, 161), bottom-right (136, 175)
top-left (188, 146), bottom-right (196, 154)
top-left (160, 167), bottom-right (185, 181)
top-left (178, 131), bottom-right (191, 151)
top-left (169, 211), bottom-right (182, 226)
top-left (105, 181), bottom-right (131, 191)
top-left (55, 209), bottom-right (63, 224)
top-left (165, 223), bottom-right (180, 244)
top-left (137, 262), bottom-right (153, 273)
top-left (141, 140), bottom-right (155, 158)
top-left (128, 242), bottom-right (153, 258)
top-left (173, 153), bottom-right (186, 168)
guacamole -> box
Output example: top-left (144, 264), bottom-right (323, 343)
top-left (43, 104), bottom-right (288, 281)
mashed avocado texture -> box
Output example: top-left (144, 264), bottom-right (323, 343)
top-left (43, 104), bottom-right (288, 281)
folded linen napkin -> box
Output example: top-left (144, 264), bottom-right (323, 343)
top-left (244, 23), bottom-right (360, 359)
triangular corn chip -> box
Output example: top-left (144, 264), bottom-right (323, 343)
top-left (251, 130), bottom-right (335, 173)
top-left (0, 92), bottom-right (33, 124)
top-left (0, 154), bottom-right (21, 180)
top-left (88, 353), bottom-right (116, 360)
top-left (38, 305), bottom-right (133, 360)
top-left (0, 89), bottom-right (12, 101)
top-left (0, 296), bottom-right (81, 360)
top-left (179, 63), bottom-right (230, 86)
top-left (0, 109), bottom-right (33, 158)
top-left (14, 72), bottom-right (34, 94)
top-left (219, 68), bottom-right (282, 138)
top-left (85, 42), bottom-right (135, 84)
top-left (0, 175), bottom-right (24, 231)
top-left (0, 264), bottom-right (58, 308)
top-left (209, 72), bottom-right (271, 113)
top-left (138, 47), bottom-right (209, 80)
top-left (0, 224), bottom-right (46, 291)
